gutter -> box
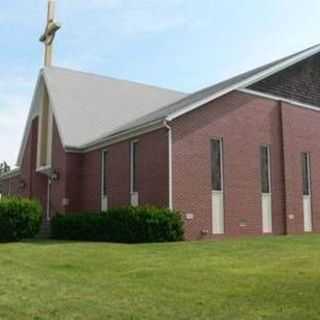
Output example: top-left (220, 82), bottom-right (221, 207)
top-left (65, 119), bottom-right (165, 153)
top-left (164, 120), bottom-right (173, 210)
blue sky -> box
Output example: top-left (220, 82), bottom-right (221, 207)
top-left (1, 0), bottom-right (320, 166)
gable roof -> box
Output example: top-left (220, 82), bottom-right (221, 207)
top-left (44, 67), bottom-right (186, 148)
top-left (17, 43), bottom-right (320, 163)
top-left (17, 67), bottom-right (186, 164)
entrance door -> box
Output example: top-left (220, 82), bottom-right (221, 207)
top-left (302, 153), bottom-right (312, 232)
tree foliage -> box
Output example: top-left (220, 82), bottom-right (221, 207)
top-left (0, 162), bottom-right (10, 176)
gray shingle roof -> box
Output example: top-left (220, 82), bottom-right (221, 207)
top-left (43, 67), bottom-right (186, 148)
top-left (109, 43), bottom-right (320, 139)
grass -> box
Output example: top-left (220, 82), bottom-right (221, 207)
top-left (0, 236), bottom-right (320, 320)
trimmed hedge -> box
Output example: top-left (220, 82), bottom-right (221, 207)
top-left (0, 197), bottom-right (42, 242)
top-left (51, 206), bottom-right (184, 243)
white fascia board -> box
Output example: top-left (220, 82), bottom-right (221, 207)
top-left (238, 88), bottom-right (320, 112)
top-left (166, 45), bottom-right (320, 122)
top-left (41, 70), bottom-right (67, 151)
top-left (65, 119), bottom-right (165, 153)
top-left (16, 73), bottom-right (43, 167)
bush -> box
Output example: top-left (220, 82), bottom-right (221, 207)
top-left (51, 206), bottom-right (184, 243)
top-left (0, 197), bottom-right (42, 242)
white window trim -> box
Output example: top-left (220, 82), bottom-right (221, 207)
top-left (101, 149), bottom-right (108, 211)
top-left (261, 144), bottom-right (273, 234)
top-left (130, 140), bottom-right (139, 207)
top-left (302, 152), bottom-right (313, 232)
top-left (211, 137), bottom-right (225, 235)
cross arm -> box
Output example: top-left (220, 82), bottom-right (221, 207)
top-left (39, 21), bottom-right (61, 42)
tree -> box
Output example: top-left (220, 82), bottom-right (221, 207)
top-left (0, 162), bottom-right (10, 175)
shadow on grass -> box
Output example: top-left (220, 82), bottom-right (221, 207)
top-left (21, 239), bottom-right (137, 247)
top-left (22, 239), bottom-right (77, 246)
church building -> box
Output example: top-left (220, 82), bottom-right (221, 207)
top-left (1, 2), bottom-right (320, 240)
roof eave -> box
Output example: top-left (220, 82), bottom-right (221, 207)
top-left (166, 44), bottom-right (320, 121)
top-left (65, 118), bottom-right (166, 153)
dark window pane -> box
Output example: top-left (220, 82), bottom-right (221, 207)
top-left (211, 139), bottom-right (222, 191)
top-left (260, 145), bottom-right (270, 193)
top-left (102, 151), bottom-right (108, 196)
top-left (302, 153), bottom-right (310, 196)
top-left (131, 142), bottom-right (138, 192)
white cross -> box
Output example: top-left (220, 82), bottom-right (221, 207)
top-left (39, 0), bottom-right (61, 66)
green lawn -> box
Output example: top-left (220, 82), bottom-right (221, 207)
top-left (1, 236), bottom-right (320, 320)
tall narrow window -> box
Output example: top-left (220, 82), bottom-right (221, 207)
top-left (211, 138), bottom-right (223, 191)
top-left (260, 145), bottom-right (271, 194)
top-left (302, 153), bottom-right (311, 196)
top-left (101, 150), bottom-right (108, 196)
top-left (130, 141), bottom-right (138, 193)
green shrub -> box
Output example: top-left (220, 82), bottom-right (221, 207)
top-left (104, 206), bottom-right (184, 243)
top-left (0, 197), bottom-right (42, 242)
top-left (51, 206), bottom-right (184, 243)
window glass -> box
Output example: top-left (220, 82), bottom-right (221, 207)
top-left (302, 153), bottom-right (311, 196)
top-left (131, 142), bottom-right (138, 192)
top-left (102, 151), bottom-right (108, 196)
top-left (260, 145), bottom-right (271, 194)
top-left (211, 139), bottom-right (223, 191)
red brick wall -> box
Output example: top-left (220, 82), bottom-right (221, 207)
top-left (7, 88), bottom-right (320, 241)
top-left (0, 118), bottom-right (48, 214)
top-left (171, 91), bottom-right (286, 240)
top-left (81, 128), bottom-right (169, 212)
top-left (281, 102), bottom-right (320, 234)
top-left (65, 152), bottom-right (83, 212)
top-left (50, 119), bottom-right (67, 214)
top-left (136, 129), bottom-right (169, 206)
top-left (81, 150), bottom-right (101, 211)
top-left (50, 120), bottom-right (84, 214)
top-left (29, 118), bottom-right (48, 212)
top-left (104, 141), bottom-right (130, 209)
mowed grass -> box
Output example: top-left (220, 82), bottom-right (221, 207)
top-left (1, 236), bottom-right (320, 320)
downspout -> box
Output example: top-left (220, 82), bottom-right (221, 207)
top-left (164, 120), bottom-right (173, 210)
